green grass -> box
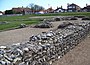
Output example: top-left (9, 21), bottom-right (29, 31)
top-left (0, 21), bottom-right (40, 31)
top-left (0, 12), bottom-right (90, 31)
top-left (0, 15), bottom-right (42, 31)
top-left (29, 12), bottom-right (90, 16)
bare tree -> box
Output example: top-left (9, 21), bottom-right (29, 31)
top-left (28, 3), bottom-right (44, 11)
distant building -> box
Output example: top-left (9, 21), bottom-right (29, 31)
top-left (67, 3), bottom-right (81, 12)
top-left (82, 4), bottom-right (90, 12)
top-left (46, 7), bottom-right (54, 13)
top-left (54, 6), bottom-right (66, 13)
top-left (23, 8), bottom-right (33, 14)
top-left (12, 7), bottom-right (32, 15)
top-left (0, 11), bottom-right (3, 15)
top-left (37, 10), bottom-right (46, 14)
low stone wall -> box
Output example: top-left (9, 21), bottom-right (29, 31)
top-left (0, 21), bottom-right (90, 65)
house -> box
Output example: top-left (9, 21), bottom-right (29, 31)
top-left (12, 8), bottom-right (23, 14)
top-left (54, 6), bottom-right (66, 13)
top-left (0, 11), bottom-right (3, 15)
top-left (82, 4), bottom-right (90, 12)
top-left (23, 8), bottom-right (33, 14)
top-left (38, 10), bottom-right (45, 14)
top-left (12, 7), bottom-right (32, 15)
top-left (46, 7), bottom-right (54, 13)
top-left (67, 3), bottom-right (81, 12)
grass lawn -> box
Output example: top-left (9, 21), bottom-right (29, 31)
top-left (0, 15), bottom-right (41, 31)
top-left (0, 21), bottom-right (40, 31)
top-left (0, 12), bottom-right (90, 31)
top-left (31, 12), bottom-right (90, 16)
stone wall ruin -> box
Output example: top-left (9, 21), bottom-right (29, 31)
top-left (0, 21), bottom-right (90, 65)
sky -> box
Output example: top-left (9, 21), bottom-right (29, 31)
top-left (0, 0), bottom-right (90, 11)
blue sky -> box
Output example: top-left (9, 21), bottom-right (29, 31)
top-left (0, 0), bottom-right (90, 11)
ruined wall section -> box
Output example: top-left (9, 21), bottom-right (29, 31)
top-left (0, 21), bottom-right (90, 65)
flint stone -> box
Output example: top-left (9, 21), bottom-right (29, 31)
top-left (70, 17), bottom-right (78, 20)
top-left (58, 22), bottom-right (73, 29)
top-left (34, 21), bottom-right (53, 28)
top-left (0, 21), bottom-right (90, 65)
top-left (74, 15), bottom-right (85, 18)
top-left (82, 17), bottom-right (90, 20)
top-left (0, 46), bottom-right (7, 49)
top-left (19, 24), bottom-right (27, 28)
top-left (54, 17), bottom-right (61, 21)
top-left (43, 19), bottom-right (54, 22)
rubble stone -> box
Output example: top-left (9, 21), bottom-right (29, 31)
top-left (19, 24), bottom-right (28, 28)
top-left (82, 17), bottom-right (90, 20)
top-left (54, 17), bottom-right (61, 21)
top-left (0, 21), bottom-right (90, 65)
top-left (34, 21), bottom-right (53, 28)
top-left (57, 22), bottom-right (73, 29)
top-left (74, 16), bottom-right (85, 18)
top-left (70, 17), bottom-right (78, 20)
top-left (43, 19), bottom-right (54, 22)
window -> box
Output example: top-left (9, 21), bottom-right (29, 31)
top-left (73, 6), bottom-right (75, 8)
top-left (68, 6), bottom-right (73, 8)
top-left (68, 10), bottom-right (72, 12)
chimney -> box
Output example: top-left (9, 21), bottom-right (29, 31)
top-left (61, 6), bottom-right (62, 8)
top-left (86, 3), bottom-right (88, 7)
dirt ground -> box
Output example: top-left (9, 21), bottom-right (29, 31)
top-left (0, 20), bottom-right (90, 65)
top-left (0, 21), bottom-right (61, 45)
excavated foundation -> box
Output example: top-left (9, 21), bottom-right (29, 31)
top-left (0, 21), bottom-right (90, 65)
